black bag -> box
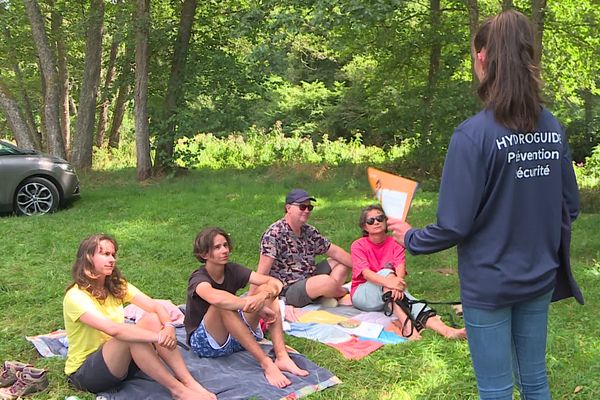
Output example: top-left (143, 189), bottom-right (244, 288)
top-left (382, 291), bottom-right (438, 337)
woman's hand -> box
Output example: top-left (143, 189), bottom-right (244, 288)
top-left (387, 218), bottom-right (413, 246)
top-left (157, 325), bottom-right (177, 350)
top-left (384, 287), bottom-right (404, 301)
top-left (384, 274), bottom-right (406, 291)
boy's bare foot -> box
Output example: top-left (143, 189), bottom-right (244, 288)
top-left (262, 360), bottom-right (291, 388)
top-left (275, 354), bottom-right (309, 377)
top-left (184, 379), bottom-right (217, 399)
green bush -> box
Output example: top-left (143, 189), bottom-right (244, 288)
top-left (574, 144), bottom-right (600, 213)
top-left (92, 140), bottom-right (138, 170)
top-left (172, 125), bottom-right (409, 169)
top-left (575, 143), bottom-right (600, 189)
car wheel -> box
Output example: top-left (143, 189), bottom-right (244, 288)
top-left (14, 177), bottom-right (60, 216)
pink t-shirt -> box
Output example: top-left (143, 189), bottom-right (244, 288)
top-left (350, 236), bottom-right (406, 296)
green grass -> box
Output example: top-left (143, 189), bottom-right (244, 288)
top-left (1, 164), bottom-right (598, 399)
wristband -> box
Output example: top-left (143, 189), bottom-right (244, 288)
top-left (164, 322), bottom-right (176, 328)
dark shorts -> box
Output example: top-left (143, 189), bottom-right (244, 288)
top-left (283, 259), bottom-right (332, 307)
top-left (67, 345), bottom-right (138, 393)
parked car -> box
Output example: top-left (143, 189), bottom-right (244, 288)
top-left (0, 140), bottom-right (80, 215)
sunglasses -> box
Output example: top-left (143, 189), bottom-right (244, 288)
top-left (365, 214), bottom-right (386, 225)
top-left (293, 203), bottom-right (314, 211)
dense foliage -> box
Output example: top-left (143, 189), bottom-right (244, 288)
top-left (0, 0), bottom-right (598, 173)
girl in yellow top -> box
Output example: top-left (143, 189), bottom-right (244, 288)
top-left (63, 234), bottom-right (215, 400)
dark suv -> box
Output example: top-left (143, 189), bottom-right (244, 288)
top-left (0, 140), bottom-right (80, 215)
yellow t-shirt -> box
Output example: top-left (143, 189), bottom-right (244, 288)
top-left (63, 282), bottom-right (141, 375)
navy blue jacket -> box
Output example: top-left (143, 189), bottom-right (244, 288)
top-left (405, 108), bottom-right (580, 309)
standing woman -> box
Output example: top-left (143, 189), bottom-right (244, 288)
top-left (389, 10), bottom-right (579, 400)
top-left (63, 234), bottom-right (215, 400)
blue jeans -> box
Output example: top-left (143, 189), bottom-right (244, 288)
top-left (463, 290), bottom-right (553, 400)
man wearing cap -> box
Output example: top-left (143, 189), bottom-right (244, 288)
top-left (253, 189), bottom-right (352, 307)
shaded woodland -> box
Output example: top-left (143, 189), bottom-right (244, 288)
top-left (0, 0), bottom-right (598, 179)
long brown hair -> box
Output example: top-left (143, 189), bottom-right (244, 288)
top-left (66, 234), bottom-right (127, 300)
top-left (474, 10), bottom-right (543, 132)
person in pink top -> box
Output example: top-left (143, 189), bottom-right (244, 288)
top-left (350, 205), bottom-right (466, 340)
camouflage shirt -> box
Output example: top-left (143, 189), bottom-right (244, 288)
top-left (260, 218), bottom-right (331, 287)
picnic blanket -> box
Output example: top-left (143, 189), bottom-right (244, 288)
top-left (27, 327), bottom-right (340, 400)
top-left (282, 298), bottom-right (408, 360)
top-left (26, 329), bottom-right (68, 358)
top-left (98, 329), bottom-right (340, 400)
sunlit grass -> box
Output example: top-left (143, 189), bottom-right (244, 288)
top-left (0, 165), bottom-right (598, 399)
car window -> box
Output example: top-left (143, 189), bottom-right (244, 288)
top-left (0, 142), bottom-right (21, 156)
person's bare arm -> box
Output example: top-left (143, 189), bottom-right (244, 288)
top-left (326, 244), bottom-right (352, 267)
top-left (249, 254), bottom-right (275, 295)
top-left (79, 312), bottom-right (160, 344)
top-left (195, 281), bottom-right (247, 310)
top-left (249, 271), bottom-right (282, 299)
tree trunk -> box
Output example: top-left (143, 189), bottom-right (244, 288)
top-left (154, 0), bottom-right (198, 173)
top-left (107, 83), bottom-right (129, 148)
top-left (23, 0), bottom-right (65, 158)
top-left (531, 0), bottom-right (546, 65)
top-left (72, 0), bottom-right (104, 169)
top-left (583, 89), bottom-right (594, 154)
top-left (426, 0), bottom-right (441, 97)
top-left (463, 0), bottom-right (479, 86)
top-left (69, 95), bottom-right (78, 116)
top-left (108, 40), bottom-right (134, 149)
top-left (502, 0), bottom-right (513, 10)
top-left (0, 78), bottom-right (37, 149)
top-left (3, 27), bottom-right (40, 149)
top-left (421, 0), bottom-right (441, 140)
top-left (95, 37), bottom-right (119, 148)
top-left (51, 4), bottom-right (71, 156)
top-left (135, 0), bottom-right (152, 181)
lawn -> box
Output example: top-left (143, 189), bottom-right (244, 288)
top-left (0, 164), bottom-right (598, 399)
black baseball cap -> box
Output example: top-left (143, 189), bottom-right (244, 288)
top-left (285, 189), bottom-right (316, 204)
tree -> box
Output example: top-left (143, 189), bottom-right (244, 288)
top-left (108, 40), bottom-right (134, 149)
top-left (23, 0), bottom-right (65, 158)
top-left (134, 0), bottom-right (151, 181)
top-left (463, 0), bottom-right (480, 85)
top-left (531, 0), bottom-right (547, 65)
top-left (423, 0), bottom-right (442, 137)
top-left (95, 37), bottom-right (118, 148)
top-left (502, 0), bottom-right (513, 10)
top-left (2, 26), bottom-right (40, 149)
top-left (50, 1), bottom-right (71, 154)
top-left (0, 78), bottom-right (37, 148)
top-left (154, 0), bottom-right (198, 173)
top-left (71, 0), bottom-right (104, 169)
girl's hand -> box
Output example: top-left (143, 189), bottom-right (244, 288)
top-left (387, 218), bottom-right (413, 246)
top-left (158, 326), bottom-right (177, 350)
